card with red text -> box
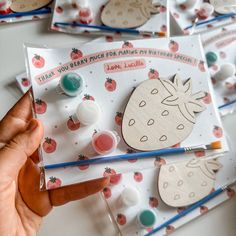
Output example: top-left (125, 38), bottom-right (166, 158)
top-left (25, 35), bottom-right (228, 190)
top-left (201, 23), bottom-right (236, 116)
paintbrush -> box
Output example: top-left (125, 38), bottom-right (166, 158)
top-left (43, 141), bottom-right (221, 170)
top-left (53, 22), bottom-right (166, 37)
top-left (0, 7), bottom-right (51, 19)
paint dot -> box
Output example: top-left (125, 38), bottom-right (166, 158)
top-left (161, 110), bottom-right (169, 116)
top-left (117, 11), bottom-right (122, 16)
top-left (177, 124), bottom-right (184, 130)
top-left (129, 119), bottom-right (135, 126)
top-left (140, 136), bottom-right (148, 142)
top-left (151, 89), bottom-right (158, 94)
top-left (187, 171), bottom-right (194, 177)
top-left (123, 20), bottom-right (128, 25)
top-left (201, 181), bottom-right (207, 186)
top-left (177, 180), bottom-right (183, 186)
top-left (139, 100), bottom-right (146, 107)
top-left (54, 125), bottom-right (58, 129)
top-left (147, 119), bottom-right (155, 126)
top-left (189, 192), bottom-right (195, 198)
top-left (159, 135), bottom-right (167, 141)
top-left (128, 8), bottom-right (134, 12)
top-left (169, 166), bottom-right (175, 172)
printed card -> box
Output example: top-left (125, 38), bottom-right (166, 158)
top-left (25, 35), bottom-right (228, 190)
top-left (51, 0), bottom-right (169, 37)
top-left (201, 22), bottom-right (236, 116)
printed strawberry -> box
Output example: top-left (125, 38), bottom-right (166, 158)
top-left (34, 99), bottom-right (47, 114)
top-left (102, 187), bottom-right (112, 199)
top-left (171, 143), bottom-right (180, 148)
top-left (154, 157), bottom-right (166, 166)
top-left (83, 94), bottom-right (95, 101)
top-left (71, 2), bottom-right (78, 8)
top-left (43, 137), bottom-right (57, 153)
top-left (179, 4), bottom-right (187, 10)
top-left (67, 116), bottom-right (80, 131)
top-left (56, 6), bottom-right (63, 13)
top-left (122, 41), bottom-right (133, 49)
top-left (194, 150), bottom-right (205, 158)
top-left (21, 78), bottom-right (30, 87)
top-left (122, 75), bottom-right (206, 151)
top-left (169, 40), bottom-right (179, 53)
top-left (79, 7), bottom-right (93, 24)
top-left (225, 82), bottom-right (234, 90)
top-left (116, 213), bottom-right (126, 225)
top-left (105, 78), bottom-right (117, 92)
top-left (202, 92), bottom-right (212, 104)
top-left (177, 207), bottom-right (186, 213)
top-left (77, 154), bottom-right (89, 170)
top-left (213, 126), bottom-right (223, 138)
top-left (200, 205), bottom-right (208, 214)
top-left (115, 112), bottom-right (123, 126)
top-left (148, 69), bottom-right (159, 79)
top-left (127, 149), bottom-right (137, 163)
top-left (103, 167), bottom-right (122, 185)
top-left (105, 36), bottom-right (114, 42)
top-left (70, 48), bottom-right (83, 60)
top-left (32, 54), bottom-right (45, 68)
top-left (227, 187), bottom-right (235, 198)
top-left (166, 225), bottom-right (175, 234)
top-left (159, 5), bottom-right (166, 12)
top-left (159, 159), bottom-right (221, 207)
top-left (220, 51), bottom-right (226, 59)
top-left (161, 25), bottom-right (167, 32)
top-left (149, 197), bottom-right (158, 208)
top-left (224, 97), bottom-right (230, 103)
top-left (134, 172), bottom-right (143, 182)
top-left (198, 61), bottom-right (206, 72)
top-left (173, 12), bottom-right (180, 18)
top-left (47, 177), bottom-right (62, 189)
top-left (211, 77), bottom-right (217, 85)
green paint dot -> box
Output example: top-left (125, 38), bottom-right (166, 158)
top-left (205, 52), bottom-right (217, 66)
top-left (138, 209), bottom-right (156, 228)
top-left (60, 73), bottom-right (83, 96)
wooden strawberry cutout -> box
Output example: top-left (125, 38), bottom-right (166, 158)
top-left (158, 159), bottom-right (222, 207)
top-left (122, 74), bottom-right (206, 151)
top-left (101, 0), bottom-right (160, 28)
top-left (10, 0), bottom-right (51, 12)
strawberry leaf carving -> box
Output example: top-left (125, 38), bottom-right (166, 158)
top-left (161, 74), bottom-right (206, 123)
top-left (186, 159), bottom-right (221, 180)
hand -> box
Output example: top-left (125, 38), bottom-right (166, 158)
top-left (0, 92), bottom-right (109, 236)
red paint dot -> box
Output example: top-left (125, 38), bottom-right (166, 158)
top-left (94, 134), bottom-right (114, 152)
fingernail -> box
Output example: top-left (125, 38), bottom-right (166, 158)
top-left (26, 119), bottom-right (38, 132)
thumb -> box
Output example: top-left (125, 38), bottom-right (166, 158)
top-left (0, 119), bottom-right (44, 179)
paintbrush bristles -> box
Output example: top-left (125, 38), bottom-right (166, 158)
top-left (185, 141), bottom-right (222, 152)
top-left (209, 141), bottom-right (222, 150)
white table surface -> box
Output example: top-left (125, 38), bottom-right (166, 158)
top-left (0, 18), bottom-right (236, 236)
